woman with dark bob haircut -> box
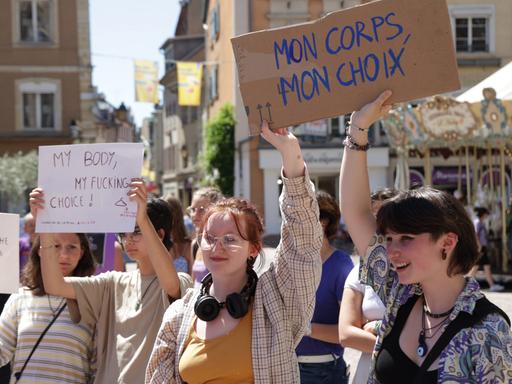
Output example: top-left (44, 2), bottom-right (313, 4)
top-left (0, 232), bottom-right (97, 382)
top-left (340, 90), bottom-right (511, 383)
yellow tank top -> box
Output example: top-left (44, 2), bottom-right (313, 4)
top-left (179, 305), bottom-right (254, 384)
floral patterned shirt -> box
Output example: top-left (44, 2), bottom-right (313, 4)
top-left (360, 234), bottom-right (512, 383)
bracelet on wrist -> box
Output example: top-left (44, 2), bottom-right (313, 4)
top-left (343, 134), bottom-right (370, 151)
top-left (349, 121), bottom-right (369, 132)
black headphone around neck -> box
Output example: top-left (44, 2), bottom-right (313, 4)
top-left (194, 268), bottom-right (258, 322)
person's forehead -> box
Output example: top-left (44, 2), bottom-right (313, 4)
top-left (206, 212), bottom-right (241, 231)
top-left (192, 196), bottom-right (209, 207)
top-left (55, 233), bottom-right (80, 243)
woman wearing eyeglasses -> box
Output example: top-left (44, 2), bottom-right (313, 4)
top-left (146, 121), bottom-right (323, 383)
top-left (187, 187), bottom-right (224, 288)
top-left (29, 180), bottom-right (193, 384)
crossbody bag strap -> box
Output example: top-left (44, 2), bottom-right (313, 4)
top-left (14, 302), bottom-right (67, 382)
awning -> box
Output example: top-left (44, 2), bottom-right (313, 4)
top-left (456, 60), bottom-right (512, 102)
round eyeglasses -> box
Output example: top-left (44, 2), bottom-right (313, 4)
top-left (200, 232), bottom-right (244, 251)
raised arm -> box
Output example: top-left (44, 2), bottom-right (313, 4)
top-left (29, 188), bottom-right (77, 299)
top-left (260, 121), bottom-right (323, 340)
top-left (339, 90), bottom-right (392, 255)
top-left (129, 180), bottom-right (181, 299)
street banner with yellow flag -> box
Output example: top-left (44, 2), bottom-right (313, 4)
top-left (134, 60), bottom-right (159, 103)
top-left (177, 62), bottom-right (203, 106)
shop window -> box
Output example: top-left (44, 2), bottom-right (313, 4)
top-left (16, 79), bottom-right (61, 131)
top-left (14, 0), bottom-right (57, 44)
top-left (449, 5), bottom-right (495, 53)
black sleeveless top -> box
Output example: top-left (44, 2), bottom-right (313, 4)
top-left (375, 295), bottom-right (438, 384)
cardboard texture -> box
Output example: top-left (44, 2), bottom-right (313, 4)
top-left (231, 0), bottom-right (460, 135)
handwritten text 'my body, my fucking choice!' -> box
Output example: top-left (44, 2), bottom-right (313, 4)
top-left (274, 12), bottom-right (410, 106)
top-left (49, 149), bottom-right (130, 209)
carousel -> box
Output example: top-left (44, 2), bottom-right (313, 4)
top-left (381, 87), bottom-right (512, 274)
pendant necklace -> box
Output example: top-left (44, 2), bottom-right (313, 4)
top-left (417, 296), bottom-right (453, 358)
top-left (47, 295), bottom-right (65, 316)
top-left (135, 275), bottom-right (158, 311)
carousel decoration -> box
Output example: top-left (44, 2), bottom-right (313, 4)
top-left (381, 88), bottom-right (512, 272)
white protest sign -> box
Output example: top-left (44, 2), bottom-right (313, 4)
top-left (0, 213), bottom-right (20, 294)
top-left (37, 143), bottom-right (144, 233)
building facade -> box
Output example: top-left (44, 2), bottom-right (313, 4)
top-left (200, 0), bottom-right (512, 235)
top-left (0, 0), bottom-right (95, 153)
top-left (159, 0), bottom-right (205, 205)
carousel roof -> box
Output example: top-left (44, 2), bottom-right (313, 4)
top-left (457, 60), bottom-right (512, 103)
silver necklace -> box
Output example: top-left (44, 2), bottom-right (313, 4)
top-left (47, 295), bottom-right (65, 316)
top-left (135, 276), bottom-right (158, 311)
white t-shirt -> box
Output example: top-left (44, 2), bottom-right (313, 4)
top-left (344, 265), bottom-right (385, 322)
top-left (344, 265), bottom-right (386, 384)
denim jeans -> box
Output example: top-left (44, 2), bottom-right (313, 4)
top-left (299, 356), bottom-right (349, 384)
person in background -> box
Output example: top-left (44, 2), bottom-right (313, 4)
top-left (29, 179), bottom-right (192, 384)
top-left (166, 197), bottom-right (193, 275)
top-left (187, 187), bottom-right (224, 287)
top-left (19, 212), bottom-right (36, 271)
top-left (340, 90), bottom-right (511, 383)
top-left (338, 189), bottom-right (396, 384)
top-left (296, 190), bottom-right (353, 384)
top-left (468, 207), bottom-right (504, 292)
top-left (146, 121), bottom-right (323, 383)
top-left (0, 232), bottom-right (96, 382)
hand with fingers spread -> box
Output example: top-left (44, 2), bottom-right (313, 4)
top-left (350, 90), bottom-right (393, 131)
top-left (260, 120), bottom-right (304, 179)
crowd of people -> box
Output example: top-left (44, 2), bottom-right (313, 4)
top-left (0, 92), bottom-right (511, 383)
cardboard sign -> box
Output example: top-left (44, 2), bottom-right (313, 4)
top-left (231, 0), bottom-right (460, 135)
top-left (0, 213), bottom-right (20, 294)
top-left (37, 143), bottom-right (144, 233)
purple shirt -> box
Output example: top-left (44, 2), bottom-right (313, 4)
top-left (296, 249), bottom-right (353, 357)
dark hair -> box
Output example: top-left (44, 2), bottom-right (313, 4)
top-left (147, 198), bottom-right (173, 250)
top-left (317, 190), bottom-right (340, 239)
top-left (474, 207), bottom-right (490, 218)
top-left (165, 196), bottom-right (191, 244)
top-left (203, 198), bottom-right (264, 255)
top-left (371, 188), bottom-right (398, 202)
top-left (21, 233), bottom-right (96, 296)
top-left (376, 186), bottom-right (478, 276)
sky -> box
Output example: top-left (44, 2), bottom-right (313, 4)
top-left (89, 0), bottom-right (181, 126)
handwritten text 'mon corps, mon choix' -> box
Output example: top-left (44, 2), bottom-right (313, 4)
top-left (273, 11), bottom-right (410, 106)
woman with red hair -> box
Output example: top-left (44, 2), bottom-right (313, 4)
top-left (146, 121), bottom-right (323, 383)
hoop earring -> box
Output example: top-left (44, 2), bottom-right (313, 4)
top-left (441, 249), bottom-right (447, 260)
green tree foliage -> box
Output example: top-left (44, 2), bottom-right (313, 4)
top-left (203, 104), bottom-right (235, 196)
top-left (0, 151), bottom-right (38, 205)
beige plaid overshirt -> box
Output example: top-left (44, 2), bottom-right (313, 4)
top-left (145, 169), bottom-right (323, 383)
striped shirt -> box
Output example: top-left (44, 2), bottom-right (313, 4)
top-left (146, 169), bottom-right (323, 383)
top-left (0, 288), bottom-right (95, 383)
